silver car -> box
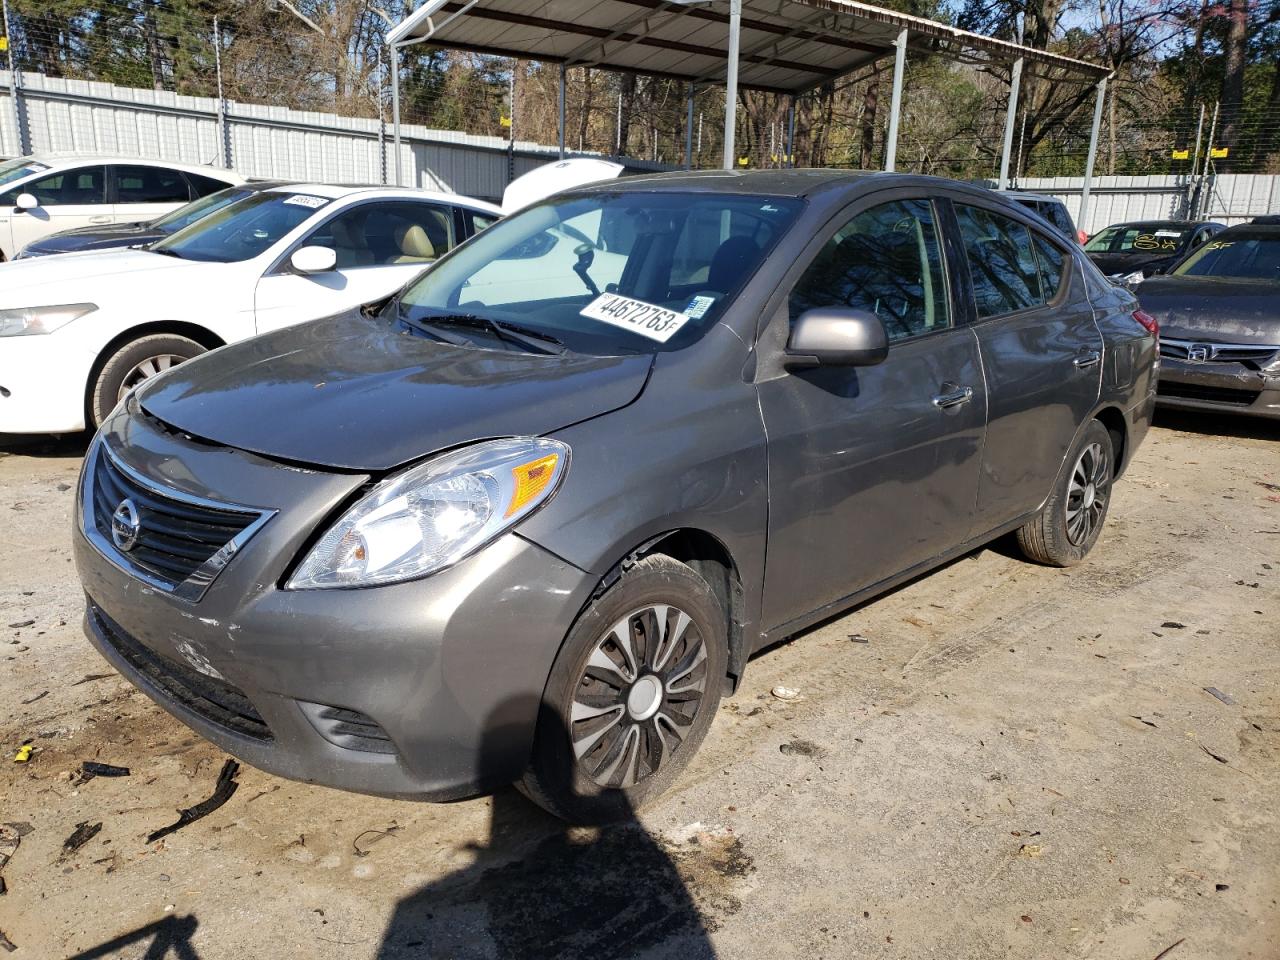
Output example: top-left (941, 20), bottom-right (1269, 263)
top-left (75, 171), bottom-right (1158, 823)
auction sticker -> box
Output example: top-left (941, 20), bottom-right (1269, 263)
top-left (580, 293), bottom-right (691, 343)
top-left (283, 194), bottom-right (329, 209)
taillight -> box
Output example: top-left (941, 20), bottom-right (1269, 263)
top-left (1133, 309), bottom-right (1159, 341)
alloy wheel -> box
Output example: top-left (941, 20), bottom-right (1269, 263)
top-left (118, 354), bottom-right (186, 401)
top-left (1065, 441), bottom-right (1109, 546)
top-left (570, 604), bottom-right (708, 789)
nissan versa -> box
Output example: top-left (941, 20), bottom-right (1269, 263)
top-left (74, 171), bottom-right (1158, 823)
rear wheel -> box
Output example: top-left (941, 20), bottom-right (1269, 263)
top-left (521, 554), bottom-right (727, 823)
top-left (1016, 419), bottom-right (1114, 566)
top-left (89, 334), bottom-right (206, 428)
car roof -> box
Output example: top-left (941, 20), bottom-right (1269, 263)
top-left (1217, 221), bottom-right (1280, 237)
top-left (23, 153), bottom-right (241, 177)
top-left (1099, 220), bottom-right (1220, 230)
top-left (258, 182), bottom-right (501, 212)
top-left (1002, 190), bottom-right (1066, 205)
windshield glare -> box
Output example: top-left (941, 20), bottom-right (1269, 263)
top-left (151, 186), bottom-right (256, 234)
top-left (1085, 225), bottom-right (1191, 254)
top-left (1173, 233), bottom-right (1280, 281)
top-left (397, 191), bottom-right (803, 354)
top-left (153, 190), bottom-right (332, 262)
top-left (0, 158), bottom-right (49, 189)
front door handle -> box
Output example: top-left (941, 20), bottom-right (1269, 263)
top-left (932, 386), bottom-right (974, 409)
top-left (1073, 351), bottom-right (1102, 369)
top-left (88, 215), bottom-right (113, 225)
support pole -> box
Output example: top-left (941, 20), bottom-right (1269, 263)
top-left (722, 0), bottom-right (741, 171)
top-left (1077, 75), bottom-right (1107, 236)
top-left (213, 16), bottom-right (231, 168)
top-left (997, 57), bottom-right (1023, 189)
top-left (3, 0), bottom-right (30, 156)
top-left (786, 96), bottom-right (796, 168)
top-left (390, 45), bottom-right (402, 186)
top-left (557, 64), bottom-right (566, 159)
top-left (377, 48), bottom-right (387, 185)
top-left (884, 27), bottom-right (908, 172)
top-left (685, 82), bottom-right (695, 170)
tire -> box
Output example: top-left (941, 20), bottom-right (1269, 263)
top-left (89, 334), bottom-right (206, 428)
top-left (1016, 419), bottom-right (1115, 567)
top-left (521, 554), bottom-right (728, 824)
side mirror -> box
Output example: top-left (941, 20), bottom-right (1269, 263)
top-left (290, 245), bottom-right (337, 274)
top-left (786, 308), bottom-right (889, 368)
top-left (15, 193), bottom-right (38, 211)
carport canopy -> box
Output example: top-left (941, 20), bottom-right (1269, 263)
top-left (385, 0), bottom-right (1112, 224)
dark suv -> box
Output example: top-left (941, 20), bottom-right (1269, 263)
top-left (74, 171), bottom-right (1158, 822)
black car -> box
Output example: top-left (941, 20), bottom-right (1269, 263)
top-left (1137, 216), bottom-right (1280, 419)
top-left (15, 180), bottom-right (289, 258)
top-left (1085, 219), bottom-right (1225, 279)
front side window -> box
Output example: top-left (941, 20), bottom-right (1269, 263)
top-left (956, 203), bottom-right (1043, 318)
top-left (11, 166), bottom-right (106, 206)
top-left (304, 202), bottom-right (455, 269)
top-left (152, 190), bottom-right (332, 263)
top-left (789, 198), bottom-right (950, 342)
top-left (396, 191), bottom-right (802, 355)
top-left (1173, 232), bottom-right (1280, 281)
top-left (113, 165), bottom-right (190, 204)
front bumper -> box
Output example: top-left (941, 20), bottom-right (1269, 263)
top-left (0, 331), bottom-right (95, 434)
top-left (74, 409), bottom-right (597, 801)
top-left (1156, 357), bottom-right (1280, 420)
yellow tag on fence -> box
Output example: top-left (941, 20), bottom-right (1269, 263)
top-left (0, 37), bottom-right (8, 52)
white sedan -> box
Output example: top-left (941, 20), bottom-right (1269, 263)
top-left (0, 183), bottom-right (501, 434)
top-left (0, 154), bottom-right (243, 261)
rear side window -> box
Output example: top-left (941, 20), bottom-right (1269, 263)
top-left (956, 204), bottom-right (1043, 318)
top-left (1033, 234), bottom-right (1068, 301)
top-left (790, 198), bottom-right (950, 342)
top-left (186, 172), bottom-right (233, 198)
top-left (113, 165), bottom-right (190, 204)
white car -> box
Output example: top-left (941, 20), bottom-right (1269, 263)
top-left (0, 154), bottom-right (244, 261)
top-left (0, 183), bottom-right (501, 433)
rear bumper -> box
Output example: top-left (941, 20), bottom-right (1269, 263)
top-left (1156, 358), bottom-right (1280, 420)
top-left (75, 412), bottom-right (597, 801)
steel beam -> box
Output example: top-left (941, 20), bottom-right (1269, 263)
top-left (884, 27), bottom-right (908, 172)
top-left (390, 46), bottom-right (403, 186)
top-left (723, 0), bottom-right (741, 170)
top-left (997, 57), bottom-right (1023, 189)
top-left (1077, 75), bottom-right (1108, 234)
top-left (558, 64), bottom-right (567, 158)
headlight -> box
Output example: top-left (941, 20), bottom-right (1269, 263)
top-left (0, 303), bottom-right (97, 336)
top-left (1123, 270), bottom-right (1145, 287)
top-left (288, 437), bottom-right (569, 589)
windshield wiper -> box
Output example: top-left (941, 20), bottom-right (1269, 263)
top-left (408, 312), bottom-right (568, 356)
top-left (148, 247), bottom-right (185, 259)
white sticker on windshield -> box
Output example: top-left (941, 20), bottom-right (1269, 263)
top-left (580, 293), bottom-right (692, 343)
top-left (684, 294), bottom-right (717, 319)
top-left (283, 194), bottom-right (328, 209)
top-left (1154, 230), bottom-right (1182, 237)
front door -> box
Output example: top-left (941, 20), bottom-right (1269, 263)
top-left (4, 165), bottom-right (109, 255)
top-left (757, 195), bottom-right (987, 632)
top-left (949, 200), bottom-right (1103, 528)
top-left (254, 199), bottom-right (460, 333)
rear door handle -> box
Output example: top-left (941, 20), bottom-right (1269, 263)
top-left (1073, 351), bottom-right (1101, 369)
top-left (932, 386), bottom-right (974, 409)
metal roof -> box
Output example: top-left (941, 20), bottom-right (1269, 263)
top-left (387, 0), bottom-right (1108, 94)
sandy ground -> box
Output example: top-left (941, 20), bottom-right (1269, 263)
top-left (0, 410), bottom-right (1277, 960)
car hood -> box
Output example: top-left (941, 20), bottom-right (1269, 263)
top-left (1088, 251), bottom-right (1180, 276)
top-left (1136, 275), bottom-right (1280, 343)
top-left (0, 249), bottom-right (218, 303)
top-left (137, 311), bottom-right (654, 472)
top-left (23, 223), bottom-right (161, 255)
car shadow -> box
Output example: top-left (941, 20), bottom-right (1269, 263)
top-left (375, 699), bottom-right (717, 960)
top-left (1153, 408), bottom-right (1280, 441)
top-left (0, 431), bottom-right (91, 459)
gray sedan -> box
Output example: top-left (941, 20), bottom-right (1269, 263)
top-left (74, 170), bottom-right (1157, 823)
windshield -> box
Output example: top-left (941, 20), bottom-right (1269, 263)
top-left (152, 190), bottom-right (332, 262)
top-left (396, 191), bottom-right (803, 354)
top-left (1085, 225), bottom-right (1191, 254)
top-left (150, 185), bottom-right (258, 235)
top-left (0, 157), bottom-right (49, 189)
top-left (1173, 232), bottom-right (1280, 281)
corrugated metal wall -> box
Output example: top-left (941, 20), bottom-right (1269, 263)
top-left (1017, 174), bottom-right (1280, 233)
top-left (0, 73), bottom-right (664, 202)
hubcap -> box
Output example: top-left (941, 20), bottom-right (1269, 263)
top-left (571, 603), bottom-right (708, 789)
top-left (117, 353), bottom-right (186, 401)
top-left (1065, 441), bottom-right (1110, 546)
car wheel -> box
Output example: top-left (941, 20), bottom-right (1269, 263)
top-left (521, 553), bottom-right (727, 823)
top-left (89, 334), bottom-right (206, 428)
top-left (1016, 419), bottom-right (1114, 567)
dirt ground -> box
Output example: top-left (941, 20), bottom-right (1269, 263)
top-left (1, 410), bottom-right (1277, 960)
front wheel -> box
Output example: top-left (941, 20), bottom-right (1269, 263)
top-left (89, 334), bottom-right (206, 428)
top-left (521, 554), bottom-right (727, 824)
top-left (1016, 418), bottom-right (1114, 567)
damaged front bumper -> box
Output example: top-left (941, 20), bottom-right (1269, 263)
top-left (1156, 339), bottom-right (1280, 420)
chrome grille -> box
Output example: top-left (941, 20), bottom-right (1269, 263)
top-left (1160, 337), bottom-right (1280, 367)
top-left (84, 442), bottom-right (273, 602)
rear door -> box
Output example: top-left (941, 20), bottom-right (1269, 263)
top-left (254, 199), bottom-right (462, 333)
top-left (3, 165), bottom-right (109, 254)
top-left (949, 197), bottom-right (1103, 530)
top-left (756, 193), bottom-right (987, 632)
top-left (110, 164), bottom-right (195, 225)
